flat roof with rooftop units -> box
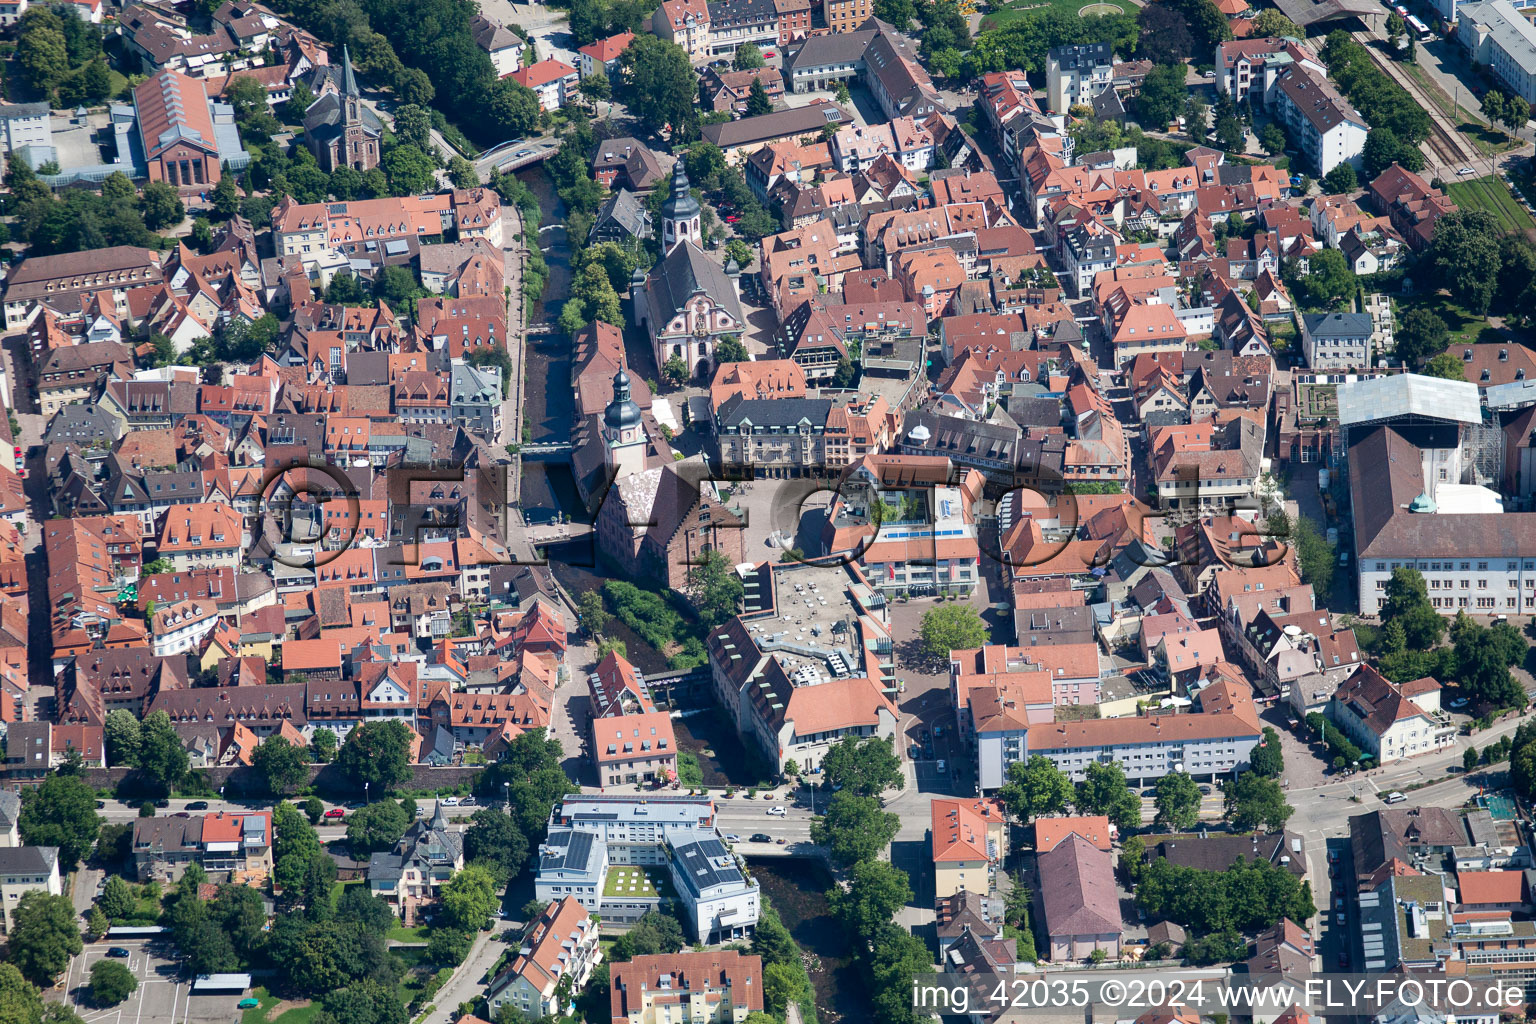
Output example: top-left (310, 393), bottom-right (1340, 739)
top-left (737, 560), bottom-right (887, 679)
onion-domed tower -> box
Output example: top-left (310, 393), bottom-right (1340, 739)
top-left (661, 161), bottom-right (702, 254)
top-left (603, 368), bottom-right (647, 479)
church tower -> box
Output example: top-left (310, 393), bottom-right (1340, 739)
top-left (660, 161), bottom-right (702, 254)
top-left (603, 369), bottom-right (647, 480)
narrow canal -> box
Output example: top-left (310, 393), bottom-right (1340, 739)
top-left (748, 857), bottom-right (873, 1024)
top-left (516, 165), bottom-right (581, 523)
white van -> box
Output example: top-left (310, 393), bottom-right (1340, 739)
top-left (1384, 791), bottom-right (1407, 804)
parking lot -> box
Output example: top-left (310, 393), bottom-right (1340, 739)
top-left (59, 940), bottom-right (238, 1024)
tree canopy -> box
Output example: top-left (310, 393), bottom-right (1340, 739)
top-left (999, 756), bottom-right (1074, 822)
top-left (18, 774), bottom-right (101, 872)
top-left (809, 791), bottom-right (900, 866)
top-left (821, 736), bottom-right (904, 797)
top-left (335, 721), bottom-right (414, 794)
top-left (1153, 771), bottom-right (1202, 830)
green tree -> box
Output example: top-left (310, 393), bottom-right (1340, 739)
top-left (484, 79), bottom-right (543, 138)
top-left (135, 711), bottom-right (189, 791)
top-left (442, 865), bottom-right (500, 939)
top-left (1223, 772), bottom-right (1293, 831)
top-left (865, 922), bottom-right (934, 1024)
top-left (762, 961), bottom-right (811, 1018)
top-left (1427, 210), bottom-right (1503, 315)
top-left (608, 910), bottom-right (685, 961)
top-left (463, 808), bottom-right (531, 886)
top-left (618, 35), bottom-right (700, 140)
top-left (685, 549), bottom-right (744, 628)
top-left (1322, 163), bottom-right (1358, 194)
top-left (18, 774), bottom-right (101, 871)
top-left (310, 729), bottom-right (338, 763)
top-left (918, 605), bottom-right (989, 661)
top-left (579, 73), bottom-right (611, 107)
top-left (391, 104), bottom-right (434, 152)
top-left (447, 156), bottom-right (480, 189)
top-left (1503, 96), bottom-right (1530, 137)
top-left (1251, 7), bottom-right (1302, 35)
top-left (303, 797), bottom-right (324, 825)
top-left (104, 709), bottom-right (142, 768)
top-left (97, 876), bottom-right (136, 921)
top-left (1395, 308), bottom-right (1448, 368)
top-left (1380, 568), bottom-right (1446, 649)
top-left (1422, 352), bottom-right (1467, 380)
top-left (1450, 613), bottom-right (1528, 709)
top-left (1260, 123), bottom-right (1287, 155)
top-left (383, 144), bottom-right (436, 196)
top-left (733, 43), bottom-right (765, 69)
top-left (9, 892), bottom-right (84, 986)
top-left (1075, 761), bottom-right (1141, 829)
top-left (252, 736), bottom-right (310, 795)
top-left (662, 354), bottom-right (689, 385)
top-left (999, 756), bottom-right (1074, 822)
top-left (320, 981), bottom-right (406, 1024)
top-left (826, 859), bottom-right (912, 934)
top-left (101, 171), bottom-right (136, 203)
top-left (821, 736), bottom-right (904, 797)
top-left (1136, 64), bottom-right (1188, 132)
top-left (745, 75), bottom-right (774, 117)
top-left (346, 801), bottom-right (412, 855)
top-left (809, 791), bottom-right (900, 867)
top-left (88, 961), bottom-right (137, 1007)
top-left (335, 720), bottom-right (413, 794)
top-left (84, 908), bottom-right (108, 940)
top-left (1250, 727), bottom-right (1284, 778)
top-left (1465, 747), bottom-right (1480, 773)
top-left (18, 25), bottom-right (70, 95)
top-left (1291, 514), bottom-right (1334, 595)
top-left (1154, 771), bottom-right (1202, 830)
top-left (426, 926), bottom-right (474, 966)
top-left (1385, 9), bottom-right (1406, 46)
top-left (577, 589), bottom-right (610, 635)
top-left (139, 181), bottom-right (185, 231)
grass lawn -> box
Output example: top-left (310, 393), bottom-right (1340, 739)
top-left (387, 924), bottom-right (431, 942)
top-left (272, 1006), bottom-right (323, 1024)
top-left (1445, 176), bottom-right (1536, 234)
top-left (1392, 292), bottom-right (1502, 347)
top-left (240, 989), bottom-right (324, 1024)
top-left (241, 988), bottom-right (281, 1024)
top-left (980, 0), bottom-right (1126, 29)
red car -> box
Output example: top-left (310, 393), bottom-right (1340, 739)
top-left (324, 807), bottom-right (345, 819)
top-left (725, 214), bottom-right (740, 223)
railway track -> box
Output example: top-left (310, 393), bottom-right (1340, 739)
top-left (1350, 29), bottom-right (1479, 168)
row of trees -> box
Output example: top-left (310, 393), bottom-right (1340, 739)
top-left (3, 158), bottom-right (183, 255)
top-left (15, 7), bottom-right (113, 108)
top-left (1126, 848), bottom-right (1316, 937)
top-left (810, 753), bottom-right (930, 1024)
top-left (1320, 31), bottom-right (1432, 147)
top-left (1373, 569), bottom-right (1528, 709)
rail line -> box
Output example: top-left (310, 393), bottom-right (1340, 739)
top-left (1350, 29), bottom-right (1479, 168)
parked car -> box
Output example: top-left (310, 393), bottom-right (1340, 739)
top-left (724, 834), bottom-right (742, 843)
top-left (937, 759), bottom-right (947, 773)
top-left (751, 833), bottom-right (773, 842)
top-left (441, 797), bottom-right (460, 807)
top-left (324, 808), bottom-right (346, 819)
top-left (460, 796), bottom-right (476, 806)
top-left (767, 806), bottom-right (787, 816)
top-left (107, 948), bottom-right (130, 958)
top-left (186, 801), bottom-right (208, 810)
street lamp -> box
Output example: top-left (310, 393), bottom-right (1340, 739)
top-left (503, 780), bottom-right (511, 812)
top-left (364, 781), bottom-right (370, 805)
